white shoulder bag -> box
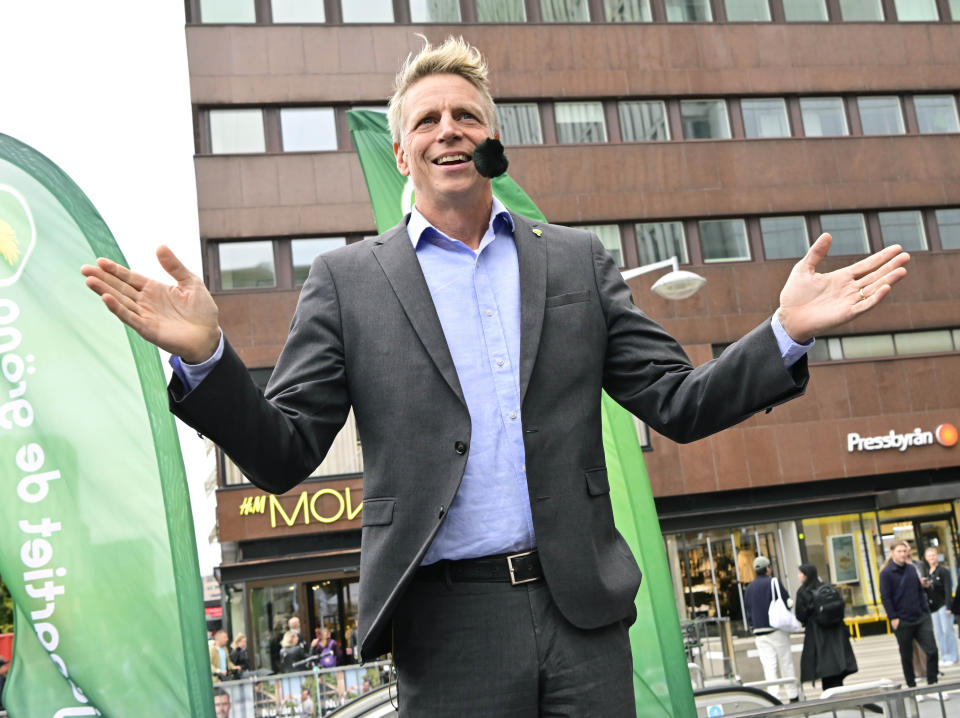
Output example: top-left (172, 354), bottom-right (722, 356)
top-left (768, 577), bottom-right (803, 632)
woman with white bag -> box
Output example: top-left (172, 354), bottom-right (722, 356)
top-left (744, 555), bottom-right (801, 703)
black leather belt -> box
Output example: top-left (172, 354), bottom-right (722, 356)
top-left (416, 550), bottom-right (542, 585)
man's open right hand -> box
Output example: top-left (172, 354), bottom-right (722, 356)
top-left (81, 245), bottom-right (220, 364)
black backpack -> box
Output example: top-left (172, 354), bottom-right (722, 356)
top-left (812, 583), bottom-right (846, 626)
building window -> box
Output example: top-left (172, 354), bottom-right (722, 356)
top-left (680, 100), bottom-right (731, 139)
top-left (555, 102), bottom-right (608, 144)
top-left (838, 0), bottom-right (884, 20)
top-left (784, 0), bottom-right (828, 20)
top-left (820, 213), bottom-right (869, 256)
top-left (914, 95), bottom-right (960, 134)
top-left (218, 241), bottom-right (276, 289)
top-left (665, 0), bottom-right (713, 21)
top-left (618, 101), bottom-right (670, 142)
top-left (857, 96), bottom-right (905, 135)
top-left (894, 330), bottom-right (955, 355)
top-left (840, 334), bottom-right (895, 359)
top-left (200, 0), bottom-right (256, 22)
top-left (476, 0), bottom-right (527, 21)
top-left (280, 108), bottom-right (337, 152)
top-left (635, 222), bottom-right (688, 265)
top-left (800, 97), bottom-right (849, 137)
top-left (760, 216), bottom-right (808, 259)
top-left (582, 225), bottom-right (623, 265)
top-left (540, 0), bottom-right (590, 22)
top-left (604, 0), bottom-right (652, 21)
top-left (742, 98), bottom-right (790, 139)
top-left (699, 219), bottom-right (750, 263)
top-left (292, 237), bottom-right (346, 285)
top-left (341, 0), bottom-right (393, 22)
top-left (271, 0), bottom-right (324, 22)
top-left (952, 1), bottom-right (960, 22)
top-left (724, 0), bottom-right (771, 22)
top-left (935, 209), bottom-right (960, 250)
top-left (878, 210), bottom-right (927, 251)
top-left (497, 104), bottom-right (543, 145)
top-left (409, 0), bottom-right (461, 22)
top-left (893, 0), bottom-right (938, 21)
top-left (634, 416), bottom-right (651, 450)
top-left (209, 109), bottom-right (265, 154)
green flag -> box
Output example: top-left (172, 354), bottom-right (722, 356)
top-left (347, 110), bottom-right (695, 717)
top-left (0, 133), bottom-right (214, 716)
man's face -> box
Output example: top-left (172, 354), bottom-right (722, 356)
top-left (215, 631), bottom-right (228, 647)
top-left (394, 73), bottom-right (494, 215)
top-left (892, 544), bottom-right (911, 565)
top-left (214, 694), bottom-right (231, 718)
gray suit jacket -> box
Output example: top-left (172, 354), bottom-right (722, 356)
top-left (170, 212), bottom-right (807, 659)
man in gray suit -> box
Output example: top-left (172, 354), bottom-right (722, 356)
top-left (83, 37), bottom-right (909, 716)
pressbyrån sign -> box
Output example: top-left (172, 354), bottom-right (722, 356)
top-left (847, 423), bottom-right (958, 453)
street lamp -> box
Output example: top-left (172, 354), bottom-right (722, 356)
top-left (620, 256), bottom-right (706, 301)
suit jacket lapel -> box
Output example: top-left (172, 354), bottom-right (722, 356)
top-left (372, 220), bottom-right (466, 406)
top-left (511, 212), bottom-right (546, 401)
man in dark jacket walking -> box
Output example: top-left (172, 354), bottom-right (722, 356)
top-left (879, 541), bottom-right (941, 699)
top-left (744, 556), bottom-right (799, 702)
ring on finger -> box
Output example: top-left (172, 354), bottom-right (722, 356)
top-left (858, 287), bottom-right (867, 301)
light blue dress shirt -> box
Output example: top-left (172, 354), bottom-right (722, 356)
top-left (173, 199), bottom-right (811, 565)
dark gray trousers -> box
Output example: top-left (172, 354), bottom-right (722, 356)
top-left (894, 614), bottom-right (938, 687)
top-left (392, 576), bottom-right (636, 717)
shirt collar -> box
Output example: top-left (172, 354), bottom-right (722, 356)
top-left (406, 196), bottom-right (514, 248)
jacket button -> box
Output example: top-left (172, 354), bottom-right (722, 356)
top-left (454, 441), bottom-right (467, 455)
top-left (438, 505), bottom-right (445, 519)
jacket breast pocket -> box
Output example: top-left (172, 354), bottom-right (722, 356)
top-left (545, 290), bottom-right (590, 308)
top-left (361, 497), bottom-right (396, 526)
top-left (585, 468), bottom-right (610, 496)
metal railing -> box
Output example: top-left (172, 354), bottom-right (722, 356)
top-left (215, 660), bottom-right (393, 717)
top-left (684, 616), bottom-right (738, 688)
top-left (699, 679), bottom-right (960, 718)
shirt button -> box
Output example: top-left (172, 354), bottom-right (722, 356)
top-left (522, 464), bottom-right (526, 472)
top-left (454, 441), bottom-right (467, 455)
top-left (509, 412), bottom-right (517, 419)
top-left (486, 309), bottom-right (493, 317)
top-left (496, 358), bottom-right (504, 367)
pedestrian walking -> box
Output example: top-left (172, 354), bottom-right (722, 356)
top-left (744, 556), bottom-right (800, 702)
top-left (794, 564), bottom-right (857, 692)
top-left (920, 547), bottom-right (959, 666)
top-left (879, 541), bottom-right (944, 703)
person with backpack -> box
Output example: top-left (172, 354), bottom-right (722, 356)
top-left (795, 564), bottom-right (858, 691)
top-left (921, 547), bottom-right (959, 666)
top-left (879, 540), bottom-right (943, 702)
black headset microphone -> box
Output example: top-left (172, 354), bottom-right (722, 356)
top-left (472, 138), bottom-right (509, 178)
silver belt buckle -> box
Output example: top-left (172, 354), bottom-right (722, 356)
top-left (507, 550), bottom-right (538, 585)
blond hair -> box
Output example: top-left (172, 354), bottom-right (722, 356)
top-left (387, 36), bottom-right (498, 144)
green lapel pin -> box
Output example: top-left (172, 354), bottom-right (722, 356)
top-left (531, 227), bottom-right (542, 237)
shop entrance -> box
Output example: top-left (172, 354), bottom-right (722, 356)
top-left (245, 574), bottom-right (359, 672)
top-left (879, 511), bottom-right (959, 569)
top-left (672, 524), bottom-right (793, 635)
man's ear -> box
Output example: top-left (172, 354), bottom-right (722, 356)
top-left (393, 142), bottom-right (410, 177)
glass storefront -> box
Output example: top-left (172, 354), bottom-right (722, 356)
top-left (667, 501), bottom-right (960, 636)
top-left (669, 522), bottom-right (800, 635)
top-left (243, 574), bottom-right (360, 671)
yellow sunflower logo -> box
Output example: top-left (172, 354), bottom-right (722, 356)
top-left (0, 217), bottom-right (18, 266)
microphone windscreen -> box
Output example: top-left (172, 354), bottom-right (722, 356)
top-left (473, 138), bottom-right (509, 178)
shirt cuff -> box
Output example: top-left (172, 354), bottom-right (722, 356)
top-left (168, 329), bottom-right (224, 392)
top-left (770, 314), bottom-right (814, 369)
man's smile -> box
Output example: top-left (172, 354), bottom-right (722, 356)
top-left (433, 152), bottom-right (471, 166)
